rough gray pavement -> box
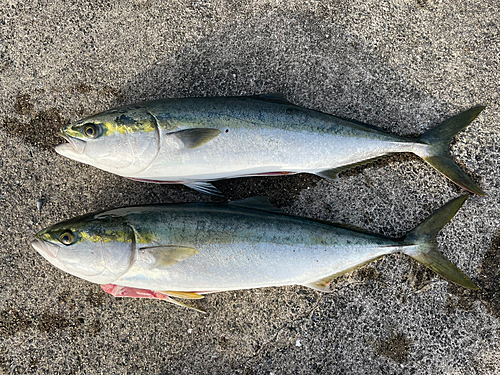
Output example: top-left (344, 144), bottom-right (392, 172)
top-left (1, 0), bottom-right (500, 374)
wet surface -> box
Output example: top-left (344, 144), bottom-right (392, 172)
top-left (447, 231), bottom-right (500, 318)
top-left (375, 332), bottom-right (413, 364)
top-left (1, 103), bottom-right (69, 151)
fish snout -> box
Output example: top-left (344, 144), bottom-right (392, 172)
top-left (31, 238), bottom-right (60, 258)
top-left (56, 134), bottom-right (87, 155)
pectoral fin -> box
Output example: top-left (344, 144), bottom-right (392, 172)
top-left (183, 181), bottom-right (223, 196)
top-left (138, 245), bottom-right (199, 269)
top-left (171, 128), bottom-right (221, 149)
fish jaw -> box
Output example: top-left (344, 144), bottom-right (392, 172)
top-left (31, 238), bottom-right (60, 259)
top-left (56, 134), bottom-right (87, 155)
top-left (55, 141), bottom-right (100, 172)
top-left (31, 238), bottom-right (71, 279)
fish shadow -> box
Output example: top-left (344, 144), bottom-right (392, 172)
top-left (115, 4), bottom-right (465, 200)
top-left (3, 3), bottom-right (470, 202)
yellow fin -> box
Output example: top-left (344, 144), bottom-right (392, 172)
top-left (138, 245), bottom-right (199, 269)
top-left (163, 295), bottom-right (206, 313)
top-left (316, 155), bottom-right (393, 180)
top-left (303, 256), bottom-right (383, 292)
top-left (162, 291), bottom-right (204, 300)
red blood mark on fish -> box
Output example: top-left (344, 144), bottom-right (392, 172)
top-left (101, 284), bottom-right (170, 300)
top-left (101, 284), bottom-right (214, 300)
top-left (243, 171), bottom-right (295, 177)
top-left (128, 177), bottom-right (183, 184)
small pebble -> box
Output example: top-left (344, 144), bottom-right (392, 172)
top-left (36, 198), bottom-right (45, 212)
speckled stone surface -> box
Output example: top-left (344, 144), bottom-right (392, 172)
top-left (1, 0), bottom-right (499, 373)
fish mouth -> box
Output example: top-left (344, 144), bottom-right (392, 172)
top-left (55, 133), bottom-right (87, 155)
top-left (31, 238), bottom-right (60, 258)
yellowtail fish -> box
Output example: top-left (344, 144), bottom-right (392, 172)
top-left (32, 196), bottom-right (477, 313)
top-left (56, 95), bottom-right (485, 196)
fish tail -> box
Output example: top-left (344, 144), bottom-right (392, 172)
top-left (401, 195), bottom-right (477, 289)
top-left (417, 106), bottom-right (485, 195)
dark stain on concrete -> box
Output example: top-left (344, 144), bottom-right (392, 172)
top-left (375, 332), bottom-right (412, 364)
top-left (0, 309), bottom-right (33, 337)
top-left (58, 290), bottom-right (75, 310)
top-left (354, 266), bottom-right (387, 286)
top-left (86, 288), bottom-right (105, 307)
top-left (29, 356), bottom-right (38, 371)
top-left (14, 94), bottom-right (34, 115)
top-left (100, 85), bottom-right (125, 103)
top-left (416, 0), bottom-right (428, 8)
top-left (2, 107), bottom-right (70, 151)
top-left (219, 336), bottom-right (229, 349)
top-left (0, 348), bottom-right (7, 374)
top-left (73, 82), bottom-right (92, 94)
top-left (88, 320), bottom-right (101, 336)
top-left (0, 308), bottom-right (102, 339)
top-left (402, 260), bottom-right (436, 292)
top-left (0, 42), bottom-right (12, 72)
top-left (38, 312), bottom-right (69, 333)
top-left (447, 231), bottom-right (500, 318)
top-left (214, 173), bottom-right (322, 207)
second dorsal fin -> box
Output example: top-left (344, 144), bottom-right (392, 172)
top-left (253, 93), bottom-right (290, 104)
top-left (228, 197), bottom-right (282, 213)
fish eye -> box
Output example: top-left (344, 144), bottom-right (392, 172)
top-left (84, 124), bottom-right (98, 138)
top-left (59, 231), bottom-right (75, 245)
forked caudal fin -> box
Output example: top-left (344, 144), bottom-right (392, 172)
top-left (401, 195), bottom-right (478, 289)
top-left (418, 106), bottom-right (485, 195)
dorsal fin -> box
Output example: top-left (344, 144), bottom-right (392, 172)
top-left (228, 197), bottom-right (282, 213)
top-left (253, 93), bottom-right (290, 104)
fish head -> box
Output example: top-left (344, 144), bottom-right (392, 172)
top-left (56, 105), bottom-right (160, 176)
top-left (32, 213), bottom-right (136, 284)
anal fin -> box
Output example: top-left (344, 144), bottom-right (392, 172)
top-left (316, 155), bottom-right (393, 180)
top-left (302, 256), bottom-right (383, 292)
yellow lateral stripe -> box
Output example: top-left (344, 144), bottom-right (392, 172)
top-left (103, 120), bottom-right (156, 135)
top-left (40, 229), bottom-right (154, 244)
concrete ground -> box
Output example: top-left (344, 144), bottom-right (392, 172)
top-left (1, 0), bottom-right (499, 373)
